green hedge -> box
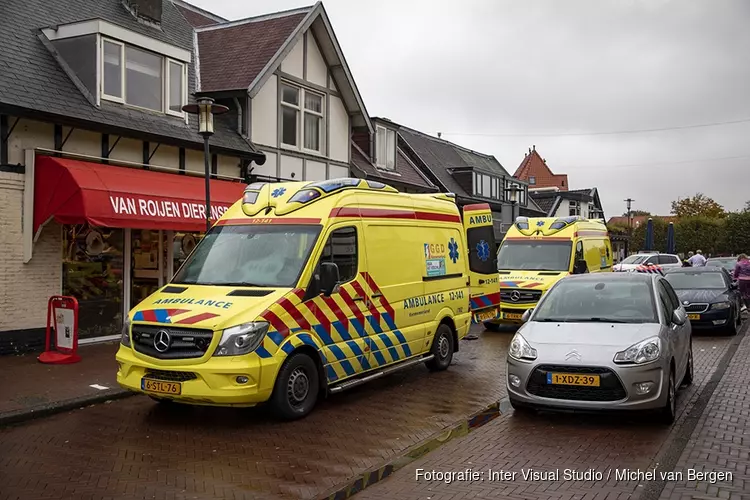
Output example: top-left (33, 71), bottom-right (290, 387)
top-left (626, 212), bottom-right (750, 256)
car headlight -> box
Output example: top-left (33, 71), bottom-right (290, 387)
top-left (508, 333), bottom-right (537, 361)
top-left (614, 337), bottom-right (661, 364)
top-left (710, 302), bottom-right (731, 310)
top-left (120, 317), bottom-right (131, 347)
top-left (213, 322), bottom-right (269, 357)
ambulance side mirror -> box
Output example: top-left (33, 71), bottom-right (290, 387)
top-left (573, 259), bottom-right (588, 274)
top-left (320, 262), bottom-right (340, 296)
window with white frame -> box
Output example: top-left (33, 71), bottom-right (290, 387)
top-left (529, 176), bottom-right (536, 185)
top-left (473, 172), bottom-right (504, 201)
top-left (101, 37), bottom-right (185, 116)
top-left (375, 125), bottom-right (396, 170)
top-left (280, 82), bottom-right (325, 154)
top-left (569, 200), bottom-right (581, 216)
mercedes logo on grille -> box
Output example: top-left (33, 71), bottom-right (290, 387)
top-left (154, 330), bottom-right (171, 353)
top-left (510, 291), bottom-right (521, 302)
top-left (683, 300), bottom-right (690, 305)
top-left (565, 349), bottom-right (582, 361)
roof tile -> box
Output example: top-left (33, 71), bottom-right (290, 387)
top-left (350, 142), bottom-right (436, 190)
top-left (197, 12), bottom-right (309, 92)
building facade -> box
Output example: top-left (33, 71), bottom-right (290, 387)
top-left (0, 0), bottom-right (372, 354)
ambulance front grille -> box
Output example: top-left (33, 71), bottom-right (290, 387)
top-left (131, 324), bottom-right (215, 359)
top-left (500, 289), bottom-right (542, 304)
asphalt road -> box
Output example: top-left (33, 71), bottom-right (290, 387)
top-left (0, 323), bottom-right (743, 500)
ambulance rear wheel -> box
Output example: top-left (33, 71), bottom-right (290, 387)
top-left (270, 352), bottom-right (319, 420)
top-left (426, 324), bottom-right (454, 372)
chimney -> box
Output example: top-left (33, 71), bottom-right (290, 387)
top-left (437, 132), bottom-right (442, 138)
top-left (532, 144), bottom-right (536, 151)
top-left (124, 0), bottom-right (162, 25)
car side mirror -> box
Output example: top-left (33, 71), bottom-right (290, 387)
top-left (521, 308), bottom-right (533, 323)
top-left (319, 262), bottom-right (340, 296)
top-left (573, 259), bottom-right (588, 274)
top-left (730, 281), bottom-right (738, 290)
top-left (672, 309), bottom-right (686, 326)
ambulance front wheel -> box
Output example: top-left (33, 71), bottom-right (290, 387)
top-left (426, 324), bottom-right (454, 372)
top-left (270, 352), bottom-right (320, 420)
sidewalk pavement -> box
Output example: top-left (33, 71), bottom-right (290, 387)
top-left (0, 341), bottom-right (131, 426)
top-left (659, 327), bottom-right (750, 499)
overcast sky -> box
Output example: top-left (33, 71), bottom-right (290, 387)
top-left (190, 0), bottom-right (750, 218)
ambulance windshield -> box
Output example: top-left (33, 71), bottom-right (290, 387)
top-left (173, 225), bottom-right (322, 287)
top-left (496, 240), bottom-right (573, 272)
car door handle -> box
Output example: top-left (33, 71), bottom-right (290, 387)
top-left (352, 296), bottom-right (364, 302)
top-left (371, 293), bottom-right (383, 299)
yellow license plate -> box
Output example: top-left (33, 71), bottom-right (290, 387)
top-left (475, 308), bottom-right (499, 322)
top-left (688, 314), bottom-right (700, 320)
top-left (504, 312), bottom-right (523, 320)
top-left (141, 378), bottom-right (182, 395)
top-left (547, 373), bottom-right (600, 387)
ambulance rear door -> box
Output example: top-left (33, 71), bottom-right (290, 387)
top-left (462, 204), bottom-right (501, 323)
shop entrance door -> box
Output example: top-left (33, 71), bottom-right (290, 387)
top-left (130, 229), bottom-right (164, 308)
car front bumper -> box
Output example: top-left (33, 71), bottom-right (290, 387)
top-left (687, 307), bottom-right (732, 329)
top-left (115, 345), bottom-right (279, 406)
top-left (506, 356), bottom-right (670, 411)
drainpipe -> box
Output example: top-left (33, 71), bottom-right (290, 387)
top-left (233, 97), bottom-right (243, 135)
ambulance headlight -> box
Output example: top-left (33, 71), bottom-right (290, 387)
top-left (120, 317), bottom-right (131, 347)
top-left (213, 322), bottom-right (269, 357)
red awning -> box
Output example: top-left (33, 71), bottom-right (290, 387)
top-left (34, 156), bottom-right (246, 233)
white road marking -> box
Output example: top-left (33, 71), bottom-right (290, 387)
top-left (89, 384), bottom-right (109, 390)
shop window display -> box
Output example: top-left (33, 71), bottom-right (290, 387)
top-left (63, 224), bottom-right (124, 338)
top-left (131, 229), bottom-right (163, 306)
top-left (172, 232), bottom-right (203, 278)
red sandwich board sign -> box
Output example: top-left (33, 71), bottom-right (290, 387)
top-left (39, 296), bottom-right (81, 364)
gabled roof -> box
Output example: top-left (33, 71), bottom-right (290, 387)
top-left (396, 123), bottom-right (512, 199)
top-left (194, 2), bottom-right (372, 131)
top-left (514, 146), bottom-right (569, 191)
top-left (349, 141), bottom-right (437, 191)
top-left (531, 196), bottom-right (558, 216)
top-left (173, 0), bottom-right (227, 27)
top-left (196, 7), bottom-right (312, 92)
top-left (531, 186), bottom-right (605, 218)
top-left (0, 0), bottom-right (258, 156)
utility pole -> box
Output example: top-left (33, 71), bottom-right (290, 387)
top-left (624, 198), bottom-right (635, 258)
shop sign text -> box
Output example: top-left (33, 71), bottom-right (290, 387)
top-left (109, 196), bottom-right (229, 221)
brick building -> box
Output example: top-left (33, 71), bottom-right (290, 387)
top-left (0, 0), bottom-right (373, 354)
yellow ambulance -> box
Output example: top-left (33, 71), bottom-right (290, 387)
top-left (116, 178), bottom-right (501, 419)
top-left (484, 215), bottom-right (613, 329)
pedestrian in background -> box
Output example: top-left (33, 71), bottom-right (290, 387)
top-left (688, 250), bottom-right (707, 267)
top-left (734, 254), bottom-right (750, 309)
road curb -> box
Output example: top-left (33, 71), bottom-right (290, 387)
top-left (316, 398), bottom-right (508, 500)
top-left (0, 389), bottom-right (136, 428)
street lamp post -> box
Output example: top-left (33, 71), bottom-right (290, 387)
top-left (504, 184), bottom-right (523, 226)
top-left (182, 97), bottom-right (229, 232)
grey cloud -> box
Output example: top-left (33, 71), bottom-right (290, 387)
top-left (191, 0), bottom-right (750, 217)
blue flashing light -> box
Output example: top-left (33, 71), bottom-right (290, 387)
top-left (289, 189), bottom-right (321, 204)
top-left (308, 178), bottom-right (361, 193)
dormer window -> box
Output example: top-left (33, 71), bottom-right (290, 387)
top-left (375, 125), bottom-right (396, 170)
top-left (529, 176), bottom-right (536, 185)
top-left (101, 38), bottom-right (185, 116)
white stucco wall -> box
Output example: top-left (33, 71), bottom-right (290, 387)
top-left (280, 154), bottom-right (303, 180)
top-left (251, 74), bottom-right (278, 148)
top-left (329, 95), bottom-right (349, 163)
top-left (7, 119), bottom-right (55, 165)
top-left (253, 151), bottom-right (277, 178)
top-left (305, 32), bottom-right (327, 87)
top-left (305, 160), bottom-right (326, 181)
top-left (280, 37), bottom-right (303, 78)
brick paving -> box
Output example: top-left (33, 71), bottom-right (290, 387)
top-left (659, 331), bottom-right (750, 500)
top-left (0, 327), bottom-right (508, 500)
top-left (354, 332), bottom-right (738, 500)
top-left (0, 341), bottom-right (125, 422)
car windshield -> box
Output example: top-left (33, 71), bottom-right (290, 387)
top-left (621, 255), bottom-right (648, 265)
top-left (172, 224), bottom-right (322, 287)
top-left (665, 272), bottom-right (727, 290)
top-left (706, 259), bottom-right (735, 270)
top-left (532, 278), bottom-right (657, 323)
top-left (497, 240), bottom-right (572, 271)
